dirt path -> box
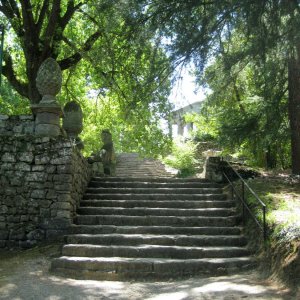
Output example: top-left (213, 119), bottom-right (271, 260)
top-left (0, 244), bottom-right (296, 300)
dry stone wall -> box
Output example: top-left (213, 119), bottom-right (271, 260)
top-left (0, 115), bottom-right (91, 248)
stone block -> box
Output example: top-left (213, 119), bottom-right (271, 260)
top-left (35, 155), bottom-right (50, 164)
top-left (39, 200), bottom-right (51, 208)
top-left (15, 162), bottom-right (31, 172)
top-left (57, 164), bottom-right (73, 174)
top-left (0, 163), bottom-right (13, 171)
top-left (24, 124), bottom-right (35, 134)
top-left (54, 183), bottom-right (72, 191)
top-left (44, 181), bottom-right (54, 188)
top-left (36, 112), bottom-right (60, 125)
top-left (19, 152), bottom-right (34, 163)
top-left (35, 124), bottom-right (60, 137)
top-left (57, 193), bottom-right (72, 202)
top-left (7, 216), bottom-right (21, 223)
top-left (26, 172), bottom-right (47, 182)
top-left (46, 166), bottom-right (56, 173)
top-left (10, 177), bottom-right (24, 186)
top-left (32, 165), bottom-right (45, 172)
top-left (46, 190), bottom-right (57, 199)
top-left (13, 125), bottom-right (23, 133)
top-left (50, 156), bottom-right (72, 165)
top-left (20, 115), bottom-right (34, 121)
top-left (31, 189), bottom-right (46, 198)
top-left (0, 115), bottom-right (9, 120)
top-left (0, 240), bottom-right (7, 248)
top-left (51, 202), bottom-right (71, 210)
top-left (53, 174), bottom-right (72, 183)
top-left (20, 215), bottom-right (29, 222)
top-left (40, 208), bottom-right (51, 218)
top-left (1, 153), bottom-right (16, 162)
top-left (9, 228), bottom-right (26, 240)
top-left (4, 187), bottom-right (17, 195)
top-left (0, 205), bottom-right (8, 214)
top-left (56, 210), bottom-right (71, 218)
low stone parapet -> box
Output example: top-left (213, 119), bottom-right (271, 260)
top-left (0, 130), bottom-right (90, 248)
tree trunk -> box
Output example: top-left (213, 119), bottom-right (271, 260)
top-left (265, 145), bottom-right (277, 169)
top-left (288, 55), bottom-right (300, 174)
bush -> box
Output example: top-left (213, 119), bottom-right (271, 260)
top-left (163, 138), bottom-right (197, 177)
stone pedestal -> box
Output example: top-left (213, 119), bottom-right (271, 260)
top-left (32, 58), bottom-right (63, 137)
top-left (31, 103), bottom-right (63, 137)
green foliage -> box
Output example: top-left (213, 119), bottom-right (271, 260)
top-left (163, 138), bottom-right (197, 177)
top-left (0, 1), bottom-right (173, 159)
top-left (0, 80), bottom-right (30, 114)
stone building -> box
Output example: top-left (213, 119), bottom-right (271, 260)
top-left (169, 101), bottom-right (202, 138)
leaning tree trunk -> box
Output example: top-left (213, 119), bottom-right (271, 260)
top-left (288, 55), bottom-right (300, 174)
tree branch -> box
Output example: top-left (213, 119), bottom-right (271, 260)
top-left (42, 0), bottom-right (61, 50)
top-left (58, 30), bottom-right (101, 70)
top-left (20, 0), bottom-right (36, 32)
top-left (2, 52), bottom-right (28, 98)
top-left (0, 0), bottom-right (24, 37)
top-left (59, 1), bottom-right (84, 32)
top-left (36, 0), bottom-right (50, 34)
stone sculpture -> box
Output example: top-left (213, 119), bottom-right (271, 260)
top-left (88, 129), bottom-right (116, 176)
top-left (32, 58), bottom-right (63, 136)
top-left (63, 101), bottom-right (84, 149)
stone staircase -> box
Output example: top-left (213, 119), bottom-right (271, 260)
top-left (115, 153), bottom-right (176, 177)
top-left (51, 171), bottom-right (255, 280)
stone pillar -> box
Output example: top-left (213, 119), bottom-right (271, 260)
top-left (31, 58), bottom-right (63, 136)
top-left (177, 120), bottom-right (184, 136)
top-left (204, 156), bottom-right (223, 183)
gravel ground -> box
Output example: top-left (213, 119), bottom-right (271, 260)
top-left (0, 244), bottom-right (297, 300)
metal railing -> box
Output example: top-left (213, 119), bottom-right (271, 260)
top-left (221, 160), bottom-right (267, 242)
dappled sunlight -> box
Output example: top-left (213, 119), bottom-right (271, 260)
top-left (192, 281), bottom-right (267, 294)
top-left (0, 266), bottom-right (289, 300)
top-left (146, 291), bottom-right (188, 300)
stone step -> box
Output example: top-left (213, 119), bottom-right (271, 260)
top-left (51, 152), bottom-right (254, 281)
top-left (88, 181), bottom-right (220, 189)
top-left (69, 225), bottom-right (243, 236)
top-left (83, 193), bottom-right (227, 201)
top-left (76, 207), bottom-right (236, 217)
top-left (79, 199), bottom-right (236, 209)
top-left (65, 234), bottom-right (247, 247)
top-left (85, 187), bottom-right (223, 195)
top-left (51, 256), bottom-right (255, 280)
top-left (91, 177), bottom-right (206, 183)
top-left (62, 244), bottom-right (251, 259)
top-left (75, 215), bottom-right (236, 227)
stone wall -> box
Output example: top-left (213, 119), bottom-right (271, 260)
top-left (0, 114), bottom-right (35, 136)
top-left (0, 115), bottom-right (91, 248)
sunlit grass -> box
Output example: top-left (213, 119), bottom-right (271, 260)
top-left (243, 175), bottom-right (300, 242)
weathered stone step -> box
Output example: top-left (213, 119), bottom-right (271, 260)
top-left (77, 207), bottom-right (236, 217)
top-left (85, 187), bottom-right (223, 194)
top-left (75, 215), bottom-right (236, 227)
top-left (88, 181), bottom-right (220, 189)
top-left (79, 200), bottom-right (236, 209)
top-left (51, 256), bottom-right (255, 280)
top-left (69, 225), bottom-right (242, 236)
top-left (65, 234), bottom-right (247, 247)
top-left (91, 177), bottom-right (208, 183)
top-left (62, 244), bottom-right (251, 259)
top-left (83, 193), bottom-right (227, 201)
